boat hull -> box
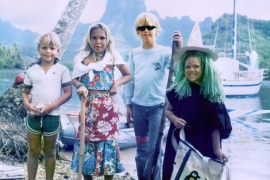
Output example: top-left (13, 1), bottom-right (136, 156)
top-left (222, 79), bottom-right (262, 96)
top-left (59, 112), bottom-right (169, 150)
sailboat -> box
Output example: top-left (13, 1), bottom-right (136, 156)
top-left (213, 0), bottom-right (267, 96)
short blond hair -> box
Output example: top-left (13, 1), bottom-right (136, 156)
top-left (36, 31), bottom-right (61, 49)
top-left (134, 12), bottom-right (161, 35)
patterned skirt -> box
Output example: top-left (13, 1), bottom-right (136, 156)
top-left (70, 140), bottom-right (125, 176)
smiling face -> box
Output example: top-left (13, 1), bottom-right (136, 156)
top-left (37, 40), bottom-right (59, 64)
top-left (90, 28), bottom-right (107, 53)
top-left (184, 57), bottom-right (203, 85)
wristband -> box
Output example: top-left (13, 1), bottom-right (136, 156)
top-left (76, 83), bottom-right (85, 89)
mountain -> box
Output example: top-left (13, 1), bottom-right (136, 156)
top-left (0, 20), bottom-right (38, 57)
top-left (0, 0), bottom-right (212, 62)
top-left (61, 0), bottom-right (212, 61)
top-left (0, 0), bottom-right (269, 67)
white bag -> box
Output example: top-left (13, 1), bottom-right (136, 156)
top-left (171, 128), bottom-right (230, 180)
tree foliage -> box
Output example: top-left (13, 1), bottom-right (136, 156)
top-left (0, 42), bottom-right (24, 69)
top-left (203, 13), bottom-right (270, 71)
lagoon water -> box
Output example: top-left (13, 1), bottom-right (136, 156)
top-left (1, 70), bottom-right (270, 179)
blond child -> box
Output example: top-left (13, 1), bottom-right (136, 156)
top-left (22, 32), bottom-right (72, 180)
top-left (124, 12), bottom-right (181, 180)
top-left (70, 22), bottom-right (132, 180)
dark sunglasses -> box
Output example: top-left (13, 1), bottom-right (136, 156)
top-left (137, 26), bottom-right (156, 31)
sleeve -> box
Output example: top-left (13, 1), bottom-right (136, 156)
top-left (210, 103), bottom-right (232, 139)
top-left (124, 49), bottom-right (134, 105)
top-left (23, 69), bottom-right (32, 86)
top-left (164, 47), bottom-right (172, 69)
top-left (166, 89), bottom-right (177, 108)
top-left (61, 66), bottom-right (72, 84)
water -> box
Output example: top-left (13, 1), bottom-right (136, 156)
top-left (1, 70), bottom-right (270, 179)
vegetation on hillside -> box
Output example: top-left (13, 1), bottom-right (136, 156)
top-left (0, 42), bottom-right (25, 69)
top-left (0, 13), bottom-right (269, 72)
top-left (203, 13), bottom-right (270, 70)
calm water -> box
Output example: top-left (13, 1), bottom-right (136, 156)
top-left (1, 70), bottom-right (270, 179)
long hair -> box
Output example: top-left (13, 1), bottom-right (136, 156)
top-left (168, 51), bottom-right (225, 103)
top-left (79, 22), bottom-right (116, 61)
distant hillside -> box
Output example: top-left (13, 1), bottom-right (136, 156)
top-left (202, 13), bottom-right (270, 67)
top-left (0, 20), bottom-right (38, 58)
top-left (0, 0), bottom-right (269, 70)
top-left (61, 0), bottom-right (209, 62)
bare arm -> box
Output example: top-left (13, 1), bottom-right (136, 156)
top-left (126, 104), bottom-right (133, 123)
top-left (165, 101), bottom-right (186, 128)
top-left (212, 129), bottom-right (228, 162)
top-left (109, 64), bottom-right (132, 95)
top-left (22, 88), bottom-right (36, 117)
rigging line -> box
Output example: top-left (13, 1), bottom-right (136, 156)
top-left (246, 1), bottom-right (252, 52)
top-left (224, 13), bottom-right (229, 57)
top-left (213, 17), bottom-right (220, 53)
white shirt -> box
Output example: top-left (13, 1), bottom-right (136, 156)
top-left (24, 63), bottom-right (71, 115)
top-left (125, 45), bottom-right (172, 106)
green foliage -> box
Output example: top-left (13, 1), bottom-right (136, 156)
top-left (202, 13), bottom-right (270, 71)
top-left (0, 42), bottom-right (24, 69)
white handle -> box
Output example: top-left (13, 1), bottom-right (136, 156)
top-left (202, 157), bottom-right (231, 180)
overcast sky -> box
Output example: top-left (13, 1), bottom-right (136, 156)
top-left (0, 0), bottom-right (269, 34)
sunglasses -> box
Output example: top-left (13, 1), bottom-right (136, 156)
top-left (137, 26), bottom-right (156, 31)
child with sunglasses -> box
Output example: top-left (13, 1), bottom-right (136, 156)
top-left (124, 12), bottom-right (181, 180)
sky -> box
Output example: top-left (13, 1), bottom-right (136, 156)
top-left (0, 0), bottom-right (269, 34)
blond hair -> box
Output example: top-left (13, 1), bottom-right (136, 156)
top-left (134, 12), bottom-right (161, 35)
top-left (80, 22), bottom-right (116, 61)
top-left (36, 31), bottom-right (61, 49)
top-left (34, 32), bottom-right (61, 64)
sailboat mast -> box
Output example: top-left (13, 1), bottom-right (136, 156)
top-left (231, 0), bottom-right (237, 59)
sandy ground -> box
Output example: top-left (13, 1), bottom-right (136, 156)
top-left (57, 145), bottom-right (139, 180)
top-left (0, 146), bottom-right (139, 180)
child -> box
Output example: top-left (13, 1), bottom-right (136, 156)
top-left (70, 22), bottom-right (132, 180)
top-left (162, 23), bottom-right (232, 179)
top-left (124, 12), bottom-right (181, 180)
top-left (22, 31), bottom-right (72, 180)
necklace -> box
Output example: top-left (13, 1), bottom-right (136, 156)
top-left (92, 52), bottom-right (104, 62)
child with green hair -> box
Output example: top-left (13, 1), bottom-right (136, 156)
top-left (162, 23), bottom-right (232, 179)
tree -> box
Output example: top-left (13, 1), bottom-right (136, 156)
top-left (0, 0), bottom-right (89, 161)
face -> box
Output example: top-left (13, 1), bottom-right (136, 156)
top-left (184, 57), bottom-right (203, 85)
top-left (90, 28), bottom-right (107, 53)
top-left (137, 25), bottom-right (157, 43)
top-left (37, 41), bottom-right (59, 64)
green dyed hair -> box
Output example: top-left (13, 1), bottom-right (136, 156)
top-left (168, 51), bottom-right (225, 103)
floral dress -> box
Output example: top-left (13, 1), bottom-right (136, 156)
top-left (71, 50), bottom-right (125, 176)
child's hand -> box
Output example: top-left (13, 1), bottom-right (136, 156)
top-left (77, 85), bottom-right (88, 101)
top-left (26, 104), bottom-right (37, 117)
top-left (35, 104), bottom-right (52, 116)
top-left (214, 148), bottom-right (229, 162)
top-left (108, 82), bottom-right (119, 96)
top-left (172, 117), bottom-right (186, 129)
top-left (172, 31), bottom-right (183, 49)
top-left (126, 104), bottom-right (133, 123)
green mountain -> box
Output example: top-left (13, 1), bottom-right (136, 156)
top-left (0, 0), bottom-right (269, 70)
top-left (202, 13), bottom-right (270, 68)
